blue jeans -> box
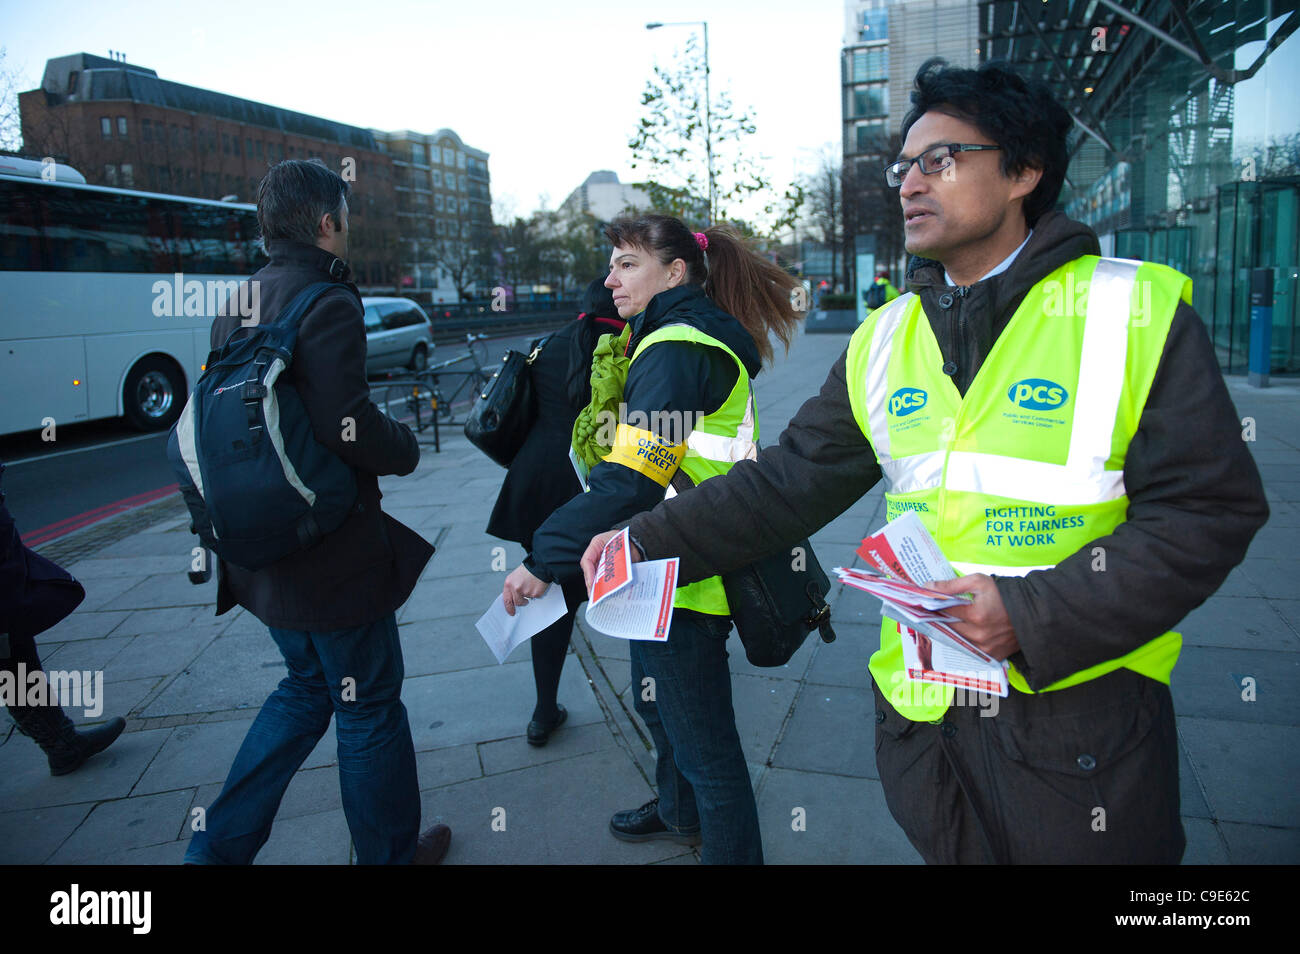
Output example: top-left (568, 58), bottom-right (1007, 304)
top-left (630, 611), bottom-right (763, 864)
top-left (184, 612), bottom-right (420, 864)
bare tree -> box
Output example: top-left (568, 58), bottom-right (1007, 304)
top-left (843, 134), bottom-right (906, 290)
top-left (0, 47), bottom-right (25, 153)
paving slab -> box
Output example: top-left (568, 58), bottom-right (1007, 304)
top-left (1170, 647), bottom-right (1299, 723)
top-left (398, 569), bottom-right (507, 622)
top-left (416, 742), bottom-right (484, 789)
top-left (1219, 821), bottom-right (1300, 864)
top-left (253, 808), bottom-right (352, 865)
top-left (1177, 596), bottom-right (1300, 652)
top-left (97, 629), bottom-right (223, 683)
top-left (803, 622), bottom-right (877, 689)
top-left (33, 609), bottom-right (131, 644)
top-left (38, 634), bottom-right (133, 672)
top-left (0, 726), bottom-right (171, 812)
top-left (48, 789), bottom-right (195, 863)
top-left (1178, 716), bottom-right (1299, 828)
top-left (131, 718), bottom-right (335, 796)
top-left (140, 629), bottom-right (284, 717)
top-left (402, 660), bottom-right (603, 751)
top-left (399, 614), bottom-right (503, 676)
top-left (770, 684), bottom-right (879, 779)
top-left (421, 748), bottom-right (682, 865)
top-left (0, 803), bottom-right (94, 864)
top-left (1181, 817), bottom-right (1231, 864)
top-left (478, 721), bottom-right (619, 776)
top-left (1237, 558), bottom-right (1299, 600)
top-left (757, 769), bottom-right (922, 864)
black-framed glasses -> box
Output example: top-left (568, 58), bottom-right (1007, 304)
top-left (883, 143), bottom-right (1002, 187)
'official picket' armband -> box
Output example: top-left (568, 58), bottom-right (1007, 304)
top-left (602, 424), bottom-right (685, 487)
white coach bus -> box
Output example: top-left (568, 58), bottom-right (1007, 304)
top-left (0, 158), bottom-right (265, 437)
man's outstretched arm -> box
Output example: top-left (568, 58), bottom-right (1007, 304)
top-left (627, 348), bottom-right (884, 582)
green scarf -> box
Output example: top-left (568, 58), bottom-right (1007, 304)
top-left (571, 323), bottom-right (632, 471)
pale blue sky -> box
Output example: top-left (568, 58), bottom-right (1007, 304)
top-left (1, 0), bottom-right (846, 224)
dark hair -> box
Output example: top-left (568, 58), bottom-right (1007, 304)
top-left (579, 277), bottom-right (620, 320)
top-left (603, 213), bottom-right (800, 366)
top-left (900, 58), bottom-right (1071, 227)
top-left (256, 158), bottom-right (350, 252)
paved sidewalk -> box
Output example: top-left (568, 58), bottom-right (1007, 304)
top-left (2, 329), bottom-right (1296, 864)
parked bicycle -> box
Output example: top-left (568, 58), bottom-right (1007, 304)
top-left (429, 332), bottom-right (492, 423)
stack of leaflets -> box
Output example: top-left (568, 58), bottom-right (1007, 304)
top-left (836, 511), bottom-right (1009, 696)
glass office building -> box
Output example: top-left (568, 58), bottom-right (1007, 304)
top-left (980, 0), bottom-right (1299, 373)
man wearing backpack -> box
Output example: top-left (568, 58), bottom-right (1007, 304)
top-left (862, 267), bottom-right (900, 318)
top-left (183, 159), bottom-right (448, 865)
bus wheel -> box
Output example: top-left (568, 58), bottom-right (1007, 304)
top-left (123, 357), bottom-right (185, 431)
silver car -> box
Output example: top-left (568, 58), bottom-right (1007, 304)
top-left (361, 297), bottom-right (435, 376)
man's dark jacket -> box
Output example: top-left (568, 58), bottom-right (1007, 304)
top-left (209, 242), bottom-right (433, 630)
top-left (627, 213), bottom-right (1269, 688)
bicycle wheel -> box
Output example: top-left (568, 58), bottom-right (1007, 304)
top-left (433, 387), bottom-right (453, 422)
top-left (469, 336), bottom-right (489, 369)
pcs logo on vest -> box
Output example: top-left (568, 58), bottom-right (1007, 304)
top-left (888, 387), bottom-right (928, 417)
top-left (1007, 378), bottom-right (1068, 411)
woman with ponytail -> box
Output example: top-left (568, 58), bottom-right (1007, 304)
top-left (500, 212), bottom-right (801, 864)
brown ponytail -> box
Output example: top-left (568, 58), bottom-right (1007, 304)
top-left (604, 214), bottom-right (802, 367)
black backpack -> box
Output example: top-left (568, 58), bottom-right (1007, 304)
top-left (865, 281), bottom-right (888, 309)
top-left (166, 282), bottom-right (358, 571)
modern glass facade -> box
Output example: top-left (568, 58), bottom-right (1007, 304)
top-left (981, 0), bottom-right (1300, 373)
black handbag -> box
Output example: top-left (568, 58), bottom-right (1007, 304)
top-left (464, 338), bottom-right (545, 467)
top-left (669, 469), bottom-right (835, 667)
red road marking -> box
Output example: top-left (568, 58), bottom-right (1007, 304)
top-left (25, 484), bottom-right (179, 547)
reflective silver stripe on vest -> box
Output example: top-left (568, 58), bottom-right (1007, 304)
top-left (866, 260), bottom-right (1139, 505)
top-left (685, 388), bottom-right (757, 462)
top-left (863, 294), bottom-right (915, 484)
top-left (943, 258), bottom-right (1137, 505)
top-left (262, 358), bottom-right (317, 506)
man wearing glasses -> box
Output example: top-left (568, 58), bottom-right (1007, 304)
top-left (582, 59), bottom-right (1266, 863)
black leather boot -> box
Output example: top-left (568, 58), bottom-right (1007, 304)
top-left (8, 705), bottom-right (126, 776)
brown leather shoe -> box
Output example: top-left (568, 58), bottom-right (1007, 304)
top-left (412, 824), bottom-right (452, 865)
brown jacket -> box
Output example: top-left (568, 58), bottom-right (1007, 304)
top-left (210, 242), bottom-right (433, 630)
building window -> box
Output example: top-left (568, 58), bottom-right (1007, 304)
top-left (458, 174), bottom-right (466, 192)
top-left (117, 116), bottom-right (128, 137)
top-left (412, 143), bottom-right (426, 163)
top-left (434, 194), bottom-right (444, 211)
top-left (443, 147), bottom-right (454, 165)
top-left (457, 152), bottom-right (465, 169)
top-left (141, 118), bottom-right (151, 141)
top-left (104, 164), bottom-right (118, 185)
top-left (432, 170), bottom-right (442, 187)
top-left (120, 163), bottom-right (134, 187)
top-left (460, 198), bottom-right (468, 214)
top-left (101, 117), bottom-right (111, 139)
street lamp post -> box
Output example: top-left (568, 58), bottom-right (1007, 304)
top-left (646, 19), bottom-right (713, 223)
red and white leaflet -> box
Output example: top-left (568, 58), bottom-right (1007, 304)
top-left (589, 527), bottom-right (634, 606)
top-left (899, 622), bottom-right (1008, 696)
top-left (584, 557), bottom-right (679, 642)
top-left (856, 510), bottom-right (955, 584)
top-left (843, 513), bottom-right (1008, 696)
